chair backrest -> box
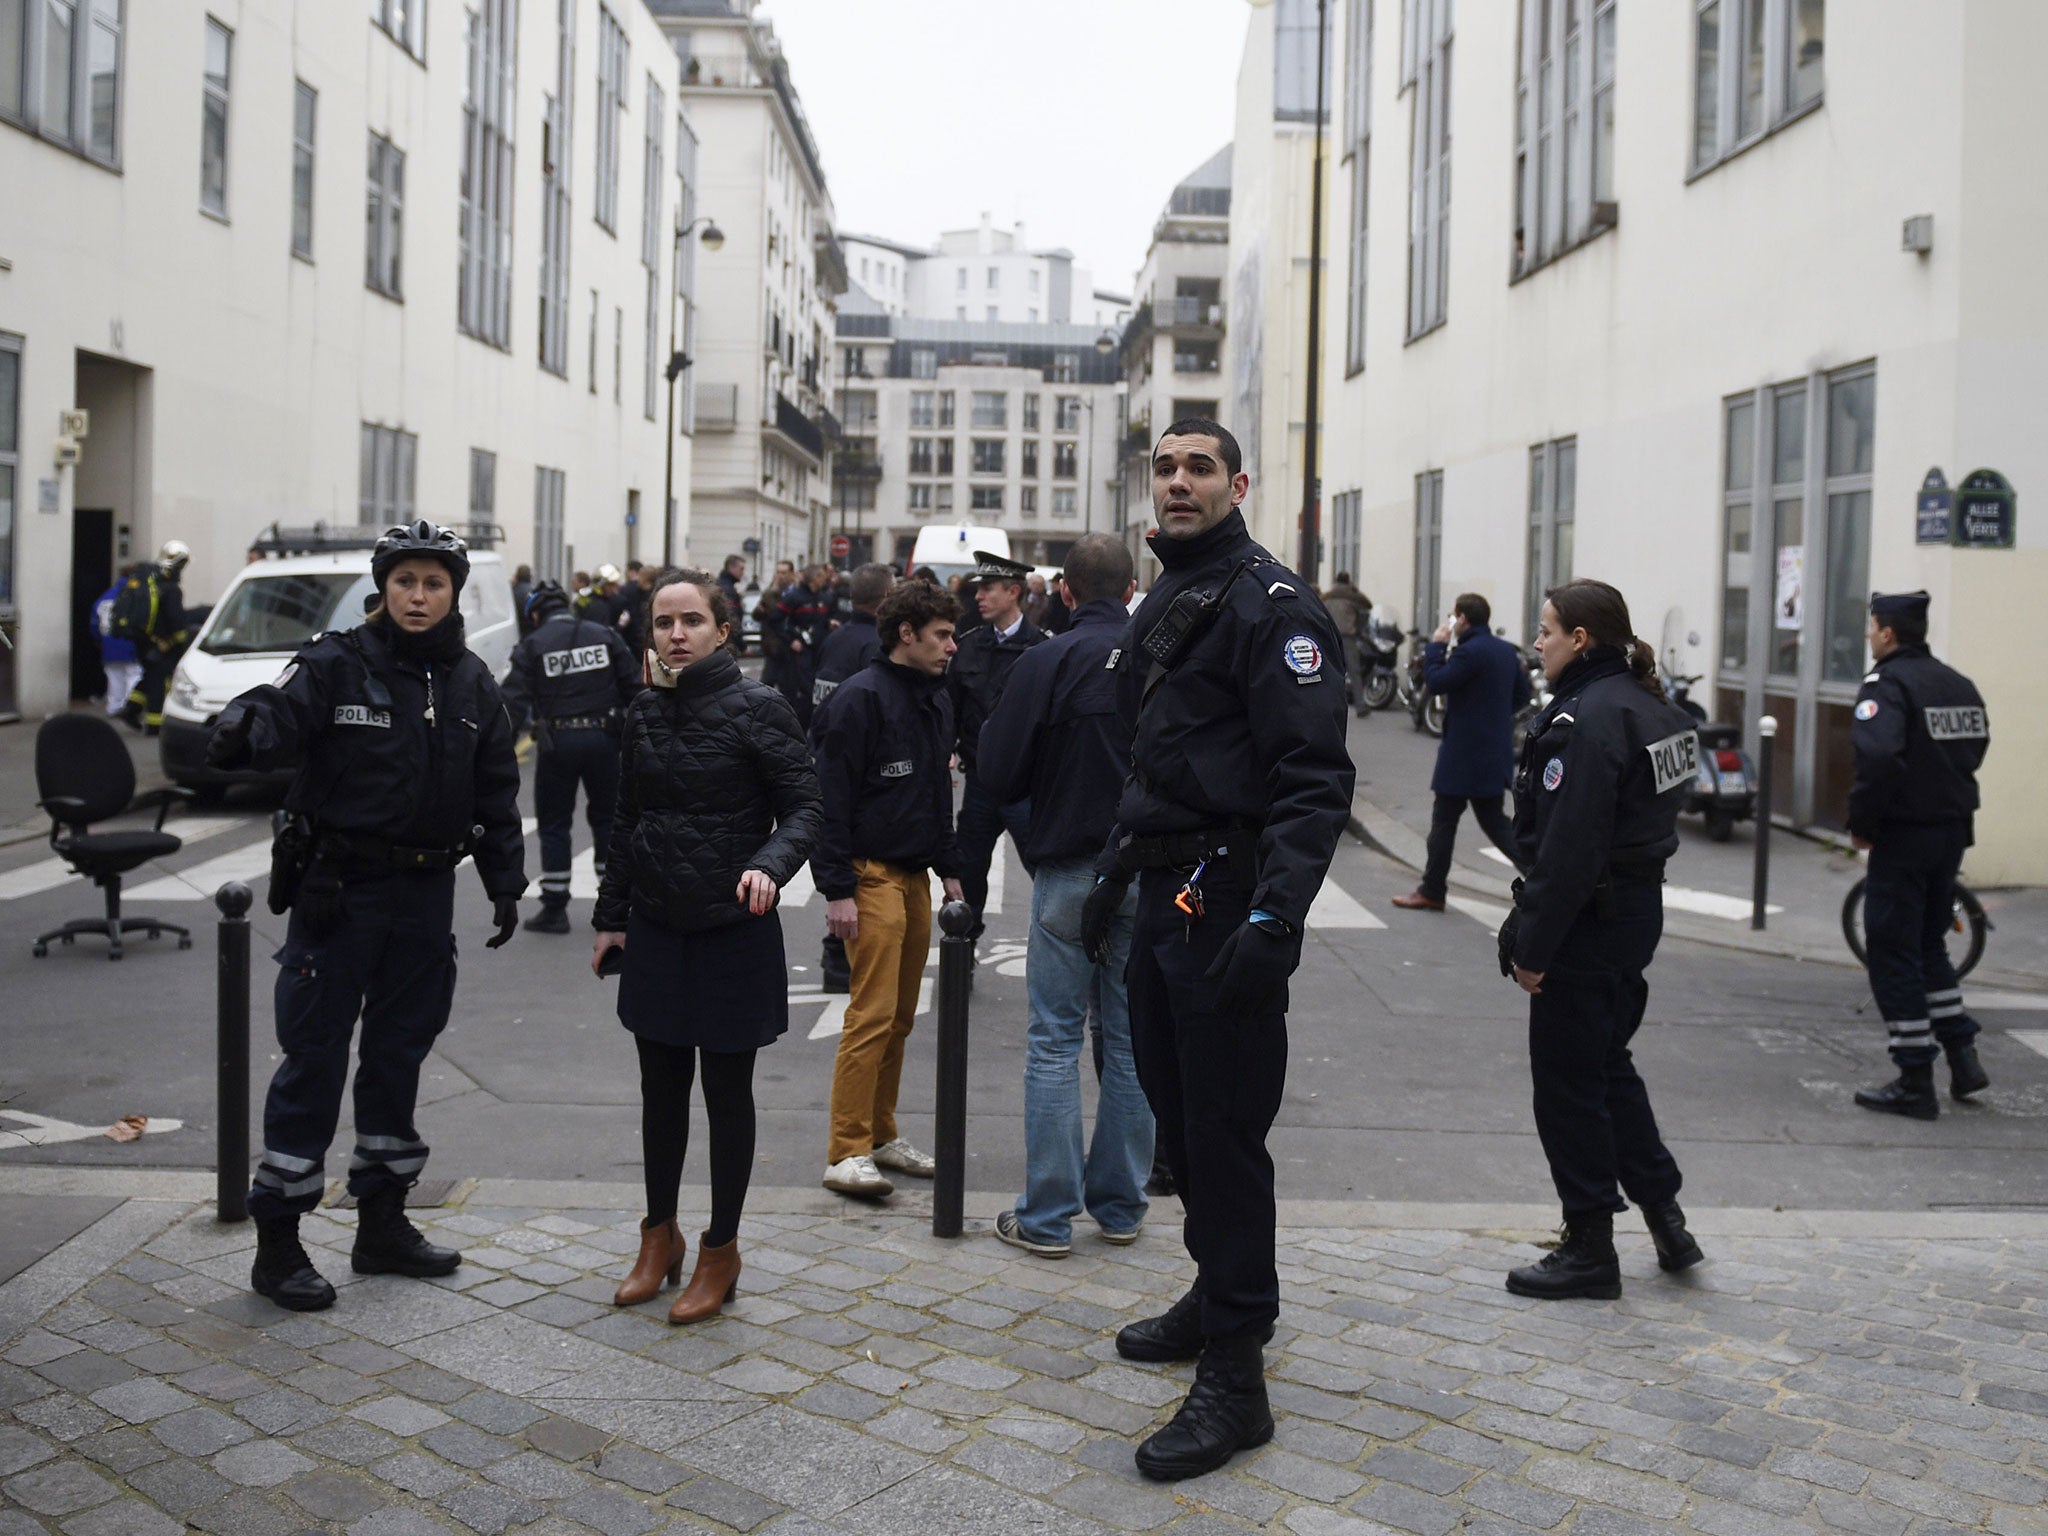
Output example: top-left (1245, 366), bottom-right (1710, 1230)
top-left (35, 713), bottom-right (138, 828)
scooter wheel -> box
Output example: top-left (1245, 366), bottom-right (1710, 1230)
top-left (1706, 809), bottom-right (1736, 842)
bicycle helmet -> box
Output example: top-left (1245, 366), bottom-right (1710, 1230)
top-left (372, 519), bottom-right (470, 593)
top-left (525, 579), bottom-right (571, 622)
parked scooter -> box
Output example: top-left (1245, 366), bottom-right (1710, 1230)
top-left (1663, 666), bottom-right (1758, 841)
top-left (1398, 629), bottom-right (1446, 737)
top-left (1355, 612), bottom-right (1404, 713)
top-left (1510, 637), bottom-right (1548, 753)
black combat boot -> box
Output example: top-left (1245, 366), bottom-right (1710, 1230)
top-left (1944, 1041), bottom-right (1990, 1100)
top-left (523, 903), bottom-right (571, 935)
top-left (1853, 1062), bottom-right (1938, 1120)
top-left (352, 1189), bottom-right (462, 1277)
top-left (1116, 1286), bottom-right (1274, 1363)
top-left (1134, 1331), bottom-right (1275, 1481)
top-left (1506, 1213), bottom-right (1622, 1300)
top-left (251, 1216), bottom-right (337, 1312)
top-left (1640, 1200), bottom-right (1704, 1272)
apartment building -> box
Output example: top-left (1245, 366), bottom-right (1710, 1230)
top-left (0, 0), bottom-right (695, 718)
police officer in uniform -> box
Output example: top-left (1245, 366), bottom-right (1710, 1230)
top-left (118, 540), bottom-right (193, 733)
top-left (206, 521), bottom-right (527, 1311)
top-left (948, 551), bottom-right (1046, 947)
top-left (1078, 419), bottom-right (1353, 1482)
top-left (501, 581), bottom-right (641, 933)
top-left (1500, 579), bottom-right (1703, 1302)
top-left (577, 563), bottom-right (633, 634)
top-left (1848, 590), bottom-right (1992, 1119)
top-left (809, 562), bottom-right (894, 991)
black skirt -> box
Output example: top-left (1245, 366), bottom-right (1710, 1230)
top-left (616, 906), bottom-right (788, 1051)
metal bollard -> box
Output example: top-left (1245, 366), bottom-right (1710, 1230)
top-left (1751, 716), bottom-right (1777, 931)
top-left (215, 882), bottom-right (253, 1222)
top-left (931, 898), bottom-right (976, 1239)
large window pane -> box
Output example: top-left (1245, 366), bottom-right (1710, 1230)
top-left (1823, 489), bottom-right (1869, 683)
top-left (43, 0), bottom-right (73, 138)
top-left (1738, 0), bottom-right (1765, 138)
top-left (1, 0), bottom-right (24, 118)
top-left (1788, 0), bottom-right (1823, 111)
top-left (87, 3), bottom-right (118, 160)
top-left (1770, 497), bottom-right (1802, 675)
top-left (291, 81), bottom-right (315, 259)
top-left (201, 19), bottom-right (230, 215)
top-left (1693, 1), bottom-right (1719, 165)
top-left (1771, 386), bottom-right (1804, 485)
top-left (1725, 398), bottom-right (1754, 490)
top-left (1721, 498), bottom-right (1750, 669)
top-left (0, 345), bottom-right (16, 455)
top-left (1827, 371), bottom-right (1874, 476)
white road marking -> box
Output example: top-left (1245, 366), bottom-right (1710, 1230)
top-left (986, 840), bottom-right (1004, 915)
top-left (1308, 880), bottom-right (1388, 930)
top-left (1477, 846), bottom-right (1781, 920)
top-left (1446, 894), bottom-right (1514, 930)
top-left (127, 838), bottom-right (275, 901)
top-left (1977, 993), bottom-right (2048, 1013)
top-left (0, 1109), bottom-right (186, 1150)
top-left (0, 815), bottom-right (245, 902)
top-left (782, 863), bottom-right (815, 908)
top-left (2012, 1031), bottom-right (2048, 1059)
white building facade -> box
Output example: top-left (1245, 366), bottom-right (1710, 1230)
top-left (832, 315), bottom-right (1124, 571)
top-left (1320, 0), bottom-right (2048, 881)
top-left (0, 0), bottom-right (696, 718)
top-left (656, 0), bottom-right (843, 582)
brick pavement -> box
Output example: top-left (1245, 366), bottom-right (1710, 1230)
top-left (4, 1189), bottom-right (2047, 1535)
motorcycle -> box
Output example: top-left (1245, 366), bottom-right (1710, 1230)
top-left (1663, 667), bottom-right (1757, 841)
top-left (1354, 614), bottom-right (1404, 713)
top-left (1397, 629), bottom-right (1446, 737)
top-left (1511, 639), bottom-right (1549, 753)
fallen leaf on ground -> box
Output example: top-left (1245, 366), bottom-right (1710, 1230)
top-left (105, 1115), bottom-right (147, 1142)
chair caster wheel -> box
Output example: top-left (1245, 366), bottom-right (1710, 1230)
top-left (32, 944), bottom-right (48, 957)
top-left (61, 935), bottom-right (75, 946)
top-left (178, 936), bottom-right (192, 950)
top-left (108, 951), bottom-right (123, 961)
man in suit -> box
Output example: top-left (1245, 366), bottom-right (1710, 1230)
top-left (1393, 592), bottom-right (1531, 911)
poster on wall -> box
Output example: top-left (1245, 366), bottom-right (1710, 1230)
top-left (1775, 545), bottom-right (1805, 630)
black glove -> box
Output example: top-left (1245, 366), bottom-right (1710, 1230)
top-left (295, 866), bottom-right (345, 940)
top-left (1202, 921), bottom-right (1302, 1019)
top-left (206, 712), bottom-right (253, 769)
top-left (1497, 909), bottom-right (1521, 979)
top-left (1080, 877), bottom-right (1128, 964)
top-left (487, 897), bottom-right (519, 949)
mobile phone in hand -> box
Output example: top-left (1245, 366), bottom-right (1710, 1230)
top-left (597, 946), bottom-right (625, 978)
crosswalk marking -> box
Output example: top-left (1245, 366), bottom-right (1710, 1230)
top-left (1477, 846), bottom-right (1781, 920)
top-left (1446, 893), bottom-right (1514, 931)
top-left (1308, 879), bottom-right (1387, 930)
top-left (127, 838), bottom-right (275, 901)
top-left (0, 815), bottom-right (245, 902)
top-left (2012, 1032), bottom-right (2048, 1059)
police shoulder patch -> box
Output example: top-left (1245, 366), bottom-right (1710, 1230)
top-left (273, 662), bottom-right (299, 688)
top-left (1864, 671), bottom-right (1881, 684)
top-left (1105, 647), bottom-right (1123, 670)
top-left (1645, 729), bottom-right (1700, 796)
top-left (1281, 634), bottom-right (1324, 676)
top-left (1542, 757), bottom-right (1566, 791)
top-left (1854, 699), bottom-right (1879, 721)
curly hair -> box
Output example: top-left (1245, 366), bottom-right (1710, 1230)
top-left (876, 581), bottom-right (960, 649)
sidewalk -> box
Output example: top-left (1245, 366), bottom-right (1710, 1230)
top-left (1344, 709), bottom-right (2048, 992)
top-left (0, 709), bottom-right (174, 850)
top-left (3, 1171), bottom-right (2046, 1536)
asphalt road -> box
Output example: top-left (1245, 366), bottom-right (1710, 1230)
top-left (3, 775), bottom-right (2047, 1214)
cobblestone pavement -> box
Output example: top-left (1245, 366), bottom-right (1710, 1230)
top-left (4, 1192), bottom-right (2048, 1536)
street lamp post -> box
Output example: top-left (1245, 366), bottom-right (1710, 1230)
top-left (663, 215), bottom-right (725, 568)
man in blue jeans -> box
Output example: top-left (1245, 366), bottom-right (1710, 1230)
top-left (977, 534), bottom-right (1152, 1257)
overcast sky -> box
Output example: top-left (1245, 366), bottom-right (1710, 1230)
top-left (755, 0), bottom-right (1254, 295)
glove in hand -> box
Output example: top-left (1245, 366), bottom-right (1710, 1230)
top-left (1496, 908), bottom-right (1521, 979)
top-left (206, 714), bottom-right (253, 769)
top-left (295, 868), bottom-right (345, 940)
top-left (1202, 921), bottom-right (1302, 1019)
top-left (1080, 878), bottom-right (1128, 965)
top-left (487, 897), bottom-right (519, 949)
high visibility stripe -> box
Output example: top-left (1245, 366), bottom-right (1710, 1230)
top-left (355, 1134), bottom-right (426, 1154)
top-left (254, 1167), bottom-right (325, 1197)
top-left (260, 1148), bottom-right (320, 1173)
top-left (1930, 1003), bottom-right (1964, 1019)
top-left (1885, 1017), bottom-right (1933, 1046)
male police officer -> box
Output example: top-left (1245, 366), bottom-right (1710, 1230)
top-left (1849, 590), bottom-right (1992, 1120)
top-left (948, 551), bottom-right (1046, 947)
top-left (810, 562), bottom-right (895, 992)
top-left (1080, 418), bottom-right (1354, 1481)
top-left (501, 581), bottom-right (640, 933)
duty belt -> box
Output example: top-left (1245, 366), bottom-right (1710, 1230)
top-left (322, 831), bottom-right (471, 872)
top-left (546, 714), bottom-right (618, 732)
top-left (1115, 826), bottom-right (1249, 870)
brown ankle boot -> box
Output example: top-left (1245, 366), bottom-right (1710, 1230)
top-left (613, 1218), bottom-right (685, 1306)
top-left (668, 1235), bottom-right (741, 1325)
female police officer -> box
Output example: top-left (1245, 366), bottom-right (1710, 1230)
top-left (1499, 579), bottom-right (1703, 1301)
top-left (207, 520), bottom-right (526, 1311)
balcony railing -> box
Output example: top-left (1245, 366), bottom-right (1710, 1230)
top-left (772, 392), bottom-right (826, 461)
top-left (1160, 295), bottom-right (1225, 328)
top-left (1173, 353), bottom-right (1222, 374)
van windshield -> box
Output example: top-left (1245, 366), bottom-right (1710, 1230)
top-left (200, 572), bottom-right (373, 655)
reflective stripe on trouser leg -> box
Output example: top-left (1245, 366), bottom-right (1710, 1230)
top-left (1928, 988), bottom-right (1963, 1020)
top-left (539, 871), bottom-right (571, 902)
top-left (350, 1132), bottom-right (429, 1185)
top-left (253, 1148), bottom-right (326, 1202)
top-left (1885, 1017), bottom-right (1934, 1051)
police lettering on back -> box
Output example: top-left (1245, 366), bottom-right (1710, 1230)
top-left (542, 644), bottom-right (612, 680)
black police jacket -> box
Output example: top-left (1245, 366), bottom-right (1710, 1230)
top-left (947, 614), bottom-right (1046, 773)
top-left (1847, 645), bottom-right (1988, 840)
top-left (1098, 509), bottom-right (1355, 930)
top-left (812, 611), bottom-right (884, 708)
top-left (593, 649), bottom-right (822, 937)
top-left (500, 611), bottom-right (640, 734)
top-left (808, 657), bottom-right (961, 900)
top-left (775, 583), bottom-right (833, 660)
top-left (978, 600), bottom-right (1132, 867)
top-left (1509, 650), bottom-right (1694, 972)
top-left (575, 590), bottom-right (630, 634)
top-left (213, 615), bottom-right (527, 899)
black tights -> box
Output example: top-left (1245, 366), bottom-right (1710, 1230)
top-left (636, 1038), bottom-right (757, 1247)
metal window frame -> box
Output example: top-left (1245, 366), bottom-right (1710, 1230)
top-left (970, 485), bottom-right (1004, 512)
top-left (373, 0), bottom-right (429, 65)
top-left (592, 4), bottom-right (626, 234)
top-left (0, 332), bottom-right (19, 611)
top-left (1689, 0), bottom-right (1821, 179)
top-left (200, 15), bottom-right (231, 218)
top-left (1404, 0), bottom-right (1451, 340)
top-left (533, 464), bottom-right (566, 581)
top-left (1412, 468), bottom-right (1443, 630)
top-left (6, 0), bottom-right (123, 166)
top-left (358, 423), bottom-right (419, 527)
top-left (469, 447), bottom-right (497, 519)
top-left (970, 391), bottom-right (1008, 430)
top-left (365, 130), bottom-right (405, 299)
top-left (970, 438), bottom-right (1005, 476)
top-left (1522, 436), bottom-right (1576, 644)
top-left (538, 0), bottom-right (575, 376)
top-left (459, 0), bottom-right (516, 349)
top-left (1513, 0), bottom-right (1614, 280)
top-left (291, 79), bottom-right (316, 261)
top-left (1718, 393), bottom-right (1755, 674)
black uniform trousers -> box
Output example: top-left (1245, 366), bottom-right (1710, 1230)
top-left (956, 771), bottom-right (1031, 939)
top-left (534, 728), bottom-right (621, 910)
top-left (1420, 793), bottom-right (1518, 902)
top-left (1127, 862), bottom-right (1288, 1340)
top-left (129, 646), bottom-right (176, 728)
top-left (1527, 877), bottom-right (1683, 1223)
top-left (249, 869), bottom-right (458, 1220)
top-left (1863, 822), bottom-right (1980, 1067)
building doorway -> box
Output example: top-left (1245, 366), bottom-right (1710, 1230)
top-left (72, 351), bottom-right (149, 704)
top-left (70, 509), bottom-right (114, 702)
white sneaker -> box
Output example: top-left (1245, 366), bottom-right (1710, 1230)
top-left (871, 1139), bottom-right (936, 1178)
top-left (823, 1155), bottom-right (893, 1198)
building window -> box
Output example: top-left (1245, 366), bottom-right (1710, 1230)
top-left (593, 6), bottom-right (627, 232)
top-left (1720, 394), bottom-right (1754, 671)
top-left (459, 0), bottom-right (516, 347)
top-left (956, 267), bottom-right (967, 292)
top-left (372, 0), bottom-right (427, 63)
top-left (936, 484), bottom-right (954, 515)
top-left (613, 304), bottom-right (623, 402)
top-left (1052, 488), bottom-right (1077, 519)
top-left (1052, 353), bottom-right (1078, 384)
top-left (1523, 438), bottom-right (1576, 644)
top-left (971, 391), bottom-right (1007, 429)
top-left (200, 16), bottom-right (230, 217)
top-left (539, 0), bottom-right (575, 375)
top-left (911, 348), bottom-right (937, 379)
top-left (1766, 381), bottom-right (1806, 677)
top-left (640, 72), bottom-right (664, 417)
top-left (936, 438), bottom-right (954, 475)
top-left (910, 391), bottom-right (935, 428)
top-left (0, 333), bottom-right (18, 607)
top-left (939, 391), bottom-right (956, 427)
top-left (1053, 442), bottom-right (1078, 480)
top-left (1021, 440), bottom-right (1039, 479)
top-left (971, 439), bottom-right (1005, 475)
top-left (1821, 365), bottom-right (1873, 684)
top-left (1020, 486), bottom-right (1038, 515)
top-left (470, 447), bottom-right (497, 522)
top-left (1405, 0), bottom-right (1451, 337)
top-left (1343, 0), bottom-right (1371, 375)
top-left (1029, 268), bottom-right (1041, 294)
top-left (10, 0), bottom-right (123, 164)
top-left (986, 266), bottom-right (999, 291)
top-left (1330, 489), bottom-right (1362, 584)
top-left (1514, 0), bottom-right (1615, 277)
top-left (291, 80), bottom-right (316, 261)
top-left (359, 423), bottom-right (418, 526)
top-left (1055, 395), bottom-right (1081, 432)
top-left (909, 483), bottom-right (933, 512)
top-left (1693, 0), bottom-right (1822, 174)
top-left (971, 486), bottom-right (1004, 512)
top-left (1413, 468), bottom-right (1443, 630)
top-left (588, 287), bottom-right (599, 392)
top-left (534, 465), bottom-right (566, 580)
top-left (985, 305), bottom-right (999, 322)
top-left (365, 132), bottom-right (405, 298)
top-left (909, 438), bottom-right (933, 474)
top-left (1022, 393), bottom-right (1040, 431)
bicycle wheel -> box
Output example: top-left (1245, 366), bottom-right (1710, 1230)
top-left (1841, 876), bottom-right (1988, 980)
top-left (1841, 879), bottom-right (1868, 967)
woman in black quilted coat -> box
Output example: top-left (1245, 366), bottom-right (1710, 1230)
top-left (593, 570), bottom-right (822, 1323)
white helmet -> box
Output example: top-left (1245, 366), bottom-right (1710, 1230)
top-left (594, 562), bottom-right (624, 588)
top-left (158, 539), bottom-right (191, 574)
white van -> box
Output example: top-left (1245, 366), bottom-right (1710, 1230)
top-left (907, 525), bottom-right (1010, 587)
top-left (158, 529), bottom-right (516, 798)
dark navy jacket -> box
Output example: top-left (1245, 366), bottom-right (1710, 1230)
top-left (1848, 645), bottom-right (1989, 841)
top-left (808, 657), bottom-right (961, 900)
top-left (1422, 628), bottom-right (1533, 798)
top-left (500, 611), bottom-right (640, 734)
top-left (977, 600), bottom-right (1132, 867)
top-left (811, 611), bottom-right (884, 709)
